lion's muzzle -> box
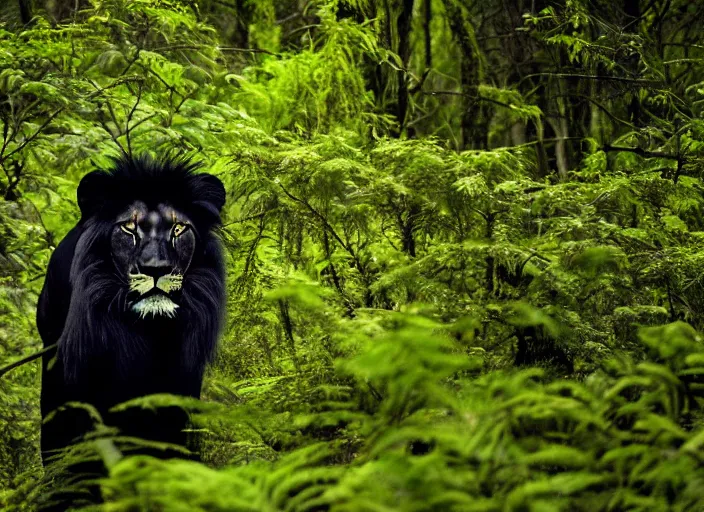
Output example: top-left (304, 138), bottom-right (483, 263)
top-left (128, 273), bottom-right (183, 318)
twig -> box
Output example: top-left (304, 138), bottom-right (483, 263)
top-left (125, 82), bottom-right (143, 156)
top-left (0, 109), bottom-right (63, 164)
top-left (603, 144), bottom-right (680, 161)
top-left (152, 44), bottom-right (280, 57)
top-left (0, 343), bottom-right (57, 379)
top-left (523, 73), bottom-right (659, 85)
top-left (421, 90), bottom-right (518, 110)
top-left (277, 182), bottom-right (364, 274)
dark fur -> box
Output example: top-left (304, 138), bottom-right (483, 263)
top-left (37, 155), bottom-right (226, 507)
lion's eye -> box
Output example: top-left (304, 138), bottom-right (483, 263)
top-left (120, 221), bottom-right (137, 234)
top-left (172, 222), bottom-right (188, 238)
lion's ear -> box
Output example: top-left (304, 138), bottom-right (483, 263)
top-left (193, 174), bottom-right (226, 214)
top-left (77, 171), bottom-right (112, 217)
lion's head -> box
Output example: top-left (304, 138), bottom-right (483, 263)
top-left (58, 154), bottom-right (226, 380)
top-left (76, 154), bottom-right (225, 318)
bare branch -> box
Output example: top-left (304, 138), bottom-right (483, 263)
top-left (0, 343), bottom-right (57, 379)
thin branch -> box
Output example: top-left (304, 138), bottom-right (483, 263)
top-left (277, 182), bottom-right (365, 275)
top-left (409, 69), bottom-right (430, 95)
top-left (222, 213), bottom-right (266, 227)
top-left (518, 251), bottom-right (550, 277)
top-left (126, 113), bottom-right (158, 134)
top-left (603, 144), bottom-right (680, 161)
top-left (152, 44), bottom-right (280, 57)
top-left (278, 183), bottom-right (351, 254)
top-left (421, 90), bottom-right (515, 109)
top-left (569, 93), bottom-right (637, 129)
top-left (0, 343), bottom-right (56, 379)
top-left (622, 0), bottom-right (658, 30)
top-left (421, 90), bottom-right (465, 96)
top-left (125, 82), bottom-right (143, 156)
top-left (276, 12), bottom-right (301, 25)
top-left (0, 117), bottom-right (15, 160)
top-left (523, 73), bottom-right (659, 85)
top-left (468, 206), bottom-right (489, 222)
top-left (86, 76), bottom-right (144, 99)
top-left (1, 109), bottom-right (63, 164)
top-left (95, 108), bottom-right (127, 155)
top-left (664, 43), bottom-right (704, 49)
top-left (218, 47), bottom-right (279, 56)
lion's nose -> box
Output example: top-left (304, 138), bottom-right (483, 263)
top-left (140, 261), bottom-right (171, 280)
top-left (138, 240), bottom-right (171, 279)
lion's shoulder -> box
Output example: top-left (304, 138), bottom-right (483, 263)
top-left (37, 224), bottom-right (85, 347)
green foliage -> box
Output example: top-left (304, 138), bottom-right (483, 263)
top-left (2, 0), bottom-right (704, 510)
top-left (41, 316), bottom-right (704, 511)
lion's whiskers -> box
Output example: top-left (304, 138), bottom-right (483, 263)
top-left (156, 273), bottom-right (183, 293)
top-left (128, 274), bottom-right (155, 295)
top-left (128, 273), bottom-right (183, 296)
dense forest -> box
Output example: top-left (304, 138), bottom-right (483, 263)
top-left (2, 0), bottom-right (704, 509)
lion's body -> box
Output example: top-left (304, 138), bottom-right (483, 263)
top-left (37, 155), bottom-right (226, 508)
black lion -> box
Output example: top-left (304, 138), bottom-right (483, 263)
top-left (37, 154), bottom-right (226, 504)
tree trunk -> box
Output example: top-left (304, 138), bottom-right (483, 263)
top-left (396, 0), bottom-right (415, 135)
top-left (232, 0), bottom-right (251, 49)
top-left (45, 0), bottom-right (88, 22)
top-left (423, 0), bottom-right (432, 69)
top-left (18, 0), bottom-right (32, 25)
top-left (442, 0), bottom-right (482, 150)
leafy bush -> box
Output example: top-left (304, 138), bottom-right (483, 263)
top-left (2, 0), bottom-right (704, 510)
